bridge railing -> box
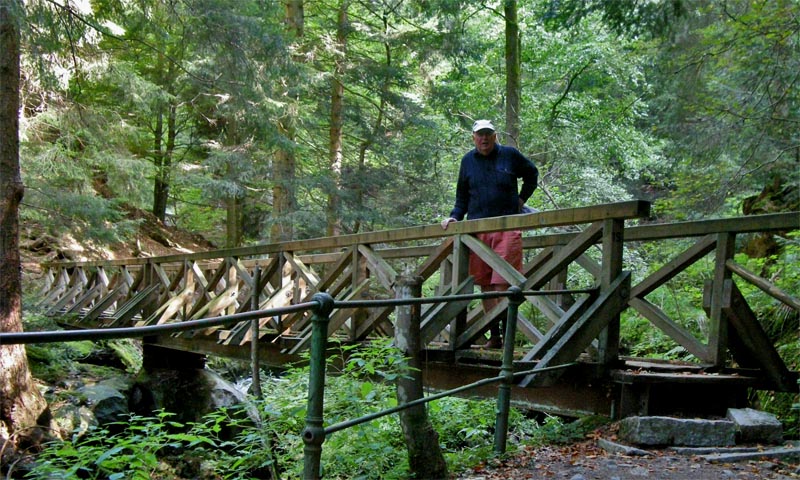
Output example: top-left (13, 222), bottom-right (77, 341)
top-left (34, 201), bottom-right (799, 391)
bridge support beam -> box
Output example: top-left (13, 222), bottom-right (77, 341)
top-left (142, 340), bottom-right (205, 371)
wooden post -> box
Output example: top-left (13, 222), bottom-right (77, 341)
top-left (548, 246), bottom-right (572, 312)
top-left (709, 233), bottom-right (735, 366)
top-left (598, 218), bottom-right (623, 365)
top-left (449, 235), bottom-right (469, 351)
top-left (394, 275), bottom-right (448, 479)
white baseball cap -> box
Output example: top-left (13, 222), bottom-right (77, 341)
top-left (472, 119), bottom-right (495, 133)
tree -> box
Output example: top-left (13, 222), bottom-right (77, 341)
top-left (0, 0), bottom-right (48, 467)
top-left (271, 0), bottom-right (304, 243)
top-left (646, 0), bottom-right (800, 217)
top-left (326, 0), bottom-right (348, 237)
top-left (504, 0), bottom-right (521, 147)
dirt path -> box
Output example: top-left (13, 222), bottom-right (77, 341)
top-left (456, 440), bottom-right (800, 479)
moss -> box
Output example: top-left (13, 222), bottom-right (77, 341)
top-left (106, 338), bottom-right (143, 373)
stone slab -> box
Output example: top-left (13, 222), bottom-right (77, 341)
top-left (619, 416), bottom-right (736, 447)
top-left (726, 407), bottom-right (783, 444)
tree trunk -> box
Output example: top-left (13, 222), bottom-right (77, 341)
top-left (0, 0), bottom-right (49, 464)
top-left (353, 11), bottom-right (390, 234)
top-left (326, 0), bottom-right (348, 237)
top-left (271, 0), bottom-right (304, 243)
top-left (504, 0), bottom-right (520, 148)
top-left (394, 276), bottom-right (448, 479)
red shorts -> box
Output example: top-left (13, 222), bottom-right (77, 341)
top-left (469, 231), bottom-right (523, 287)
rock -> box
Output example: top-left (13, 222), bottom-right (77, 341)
top-left (77, 382), bottom-right (130, 426)
top-left (597, 438), bottom-right (653, 456)
top-left (702, 445), bottom-right (800, 464)
top-left (726, 408), bottom-right (783, 444)
top-left (619, 416), bottom-right (735, 447)
top-left (130, 368), bottom-right (249, 429)
top-left (51, 403), bottom-right (96, 439)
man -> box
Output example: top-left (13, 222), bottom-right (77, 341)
top-left (441, 119), bottom-right (538, 348)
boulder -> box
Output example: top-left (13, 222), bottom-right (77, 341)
top-left (51, 403), bottom-right (96, 439)
top-left (78, 382), bottom-right (130, 426)
top-left (129, 368), bottom-right (248, 426)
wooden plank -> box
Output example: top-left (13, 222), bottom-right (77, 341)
top-left (723, 279), bottom-right (797, 391)
top-left (522, 212), bottom-right (800, 249)
top-left (354, 305), bottom-right (395, 340)
top-left (598, 218), bottom-right (624, 363)
top-left (288, 279), bottom-right (371, 354)
top-left (138, 282), bottom-right (196, 326)
top-left (420, 277), bottom-right (475, 345)
top-left (455, 297), bottom-right (507, 348)
top-left (232, 259), bottom-right (254, 288)
top-left (45, 283), bottom-right (85, 316)
top-left (280, 250), bottom-right (352, 332)
top-left (520, 271), bottom-right (631, 388)
top-left (630, 235), bottom-right (716, 299)
top-left (528, 294), bottom-right (565, 326)
top-left (153, 263), bottom-right (172, 291)
top-left (726, 259), bottom-right (800, 312)
top-left (64, 283), bottom-right (104, 315)
top-left (460, 234), bottom-right (526, 286)
top-left (283, 252), bottom-right (321, 286)
top-left (38, 281), bottom-right (67, 310)
top-left (357, 244), bottom-right (397, 290)
top-left (107, 284), bottom-right (160, 327)
top-left (190, 260), bottom-right (211, 291)
top-left (225, 282), bottom-right (295, 345)
top-left (628, 297), bottom-right (711, 362)
top-left (96, 267), bottom-right (110, 289)
top-left (526, 221), bottom-right (604, 290)
top-left (515, 313), bottom-right (545, 345)
top-left (519, 294), bottom-right (595, 365)
top-left (708, 233), bottom-right (735, 365)
top-left (82, 288), bottom-right (126, 323)
top-left (166, 262), bottom-right (188, 292)
top-left (415, 237), bottom-right (454, 280)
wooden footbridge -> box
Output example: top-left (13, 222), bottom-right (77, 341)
top-left (35, 201), bottom-right (800, 419)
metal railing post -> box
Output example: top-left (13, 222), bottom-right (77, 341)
top-left (494, 285), bottom-right (523, 455)
top-left (250, 266), bottom-right (262, 399)
top-left (302, 292), bottom-right (334, 480)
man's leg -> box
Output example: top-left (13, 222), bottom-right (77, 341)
top-left (482, 284), bottom-right (506, 348)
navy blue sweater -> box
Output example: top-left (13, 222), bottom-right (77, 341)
top-left (449, 143), bottom-right (538, 221)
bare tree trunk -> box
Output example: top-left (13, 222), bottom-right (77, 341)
top-left (0, 0), bottom-right (49, 466)
top-left (504, 0), bottom-right (520, 148)
top-left (394, 276), bottom-right (448, 479)
top-left (326, 0), bottom-right (348, 237)
top-left (271, 0), bottom-right (304, 243)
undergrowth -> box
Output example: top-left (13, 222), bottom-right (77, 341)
top-left (25, 338), bottom-right (605, 479)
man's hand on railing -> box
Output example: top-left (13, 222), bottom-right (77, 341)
top-left (441, 217), bottom-right (457, 230)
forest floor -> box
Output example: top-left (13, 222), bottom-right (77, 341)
top-left (456, 432), bottom-right (800, 480)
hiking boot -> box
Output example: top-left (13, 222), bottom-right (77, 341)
top-left (484, 337), bottom-right (503, 349)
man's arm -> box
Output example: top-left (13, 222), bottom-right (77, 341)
top-left (517, 152), bottom-right (538, 203)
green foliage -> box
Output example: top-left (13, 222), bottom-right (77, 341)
top-left (524, 414), bottom-right (608, 447)
top-left (27, 334), bottom-right (612, 479)
top-left (26, 340), bottom-right (96, 383)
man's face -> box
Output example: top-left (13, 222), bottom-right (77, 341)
top-left (473, 130), bottom-right (496, 156)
